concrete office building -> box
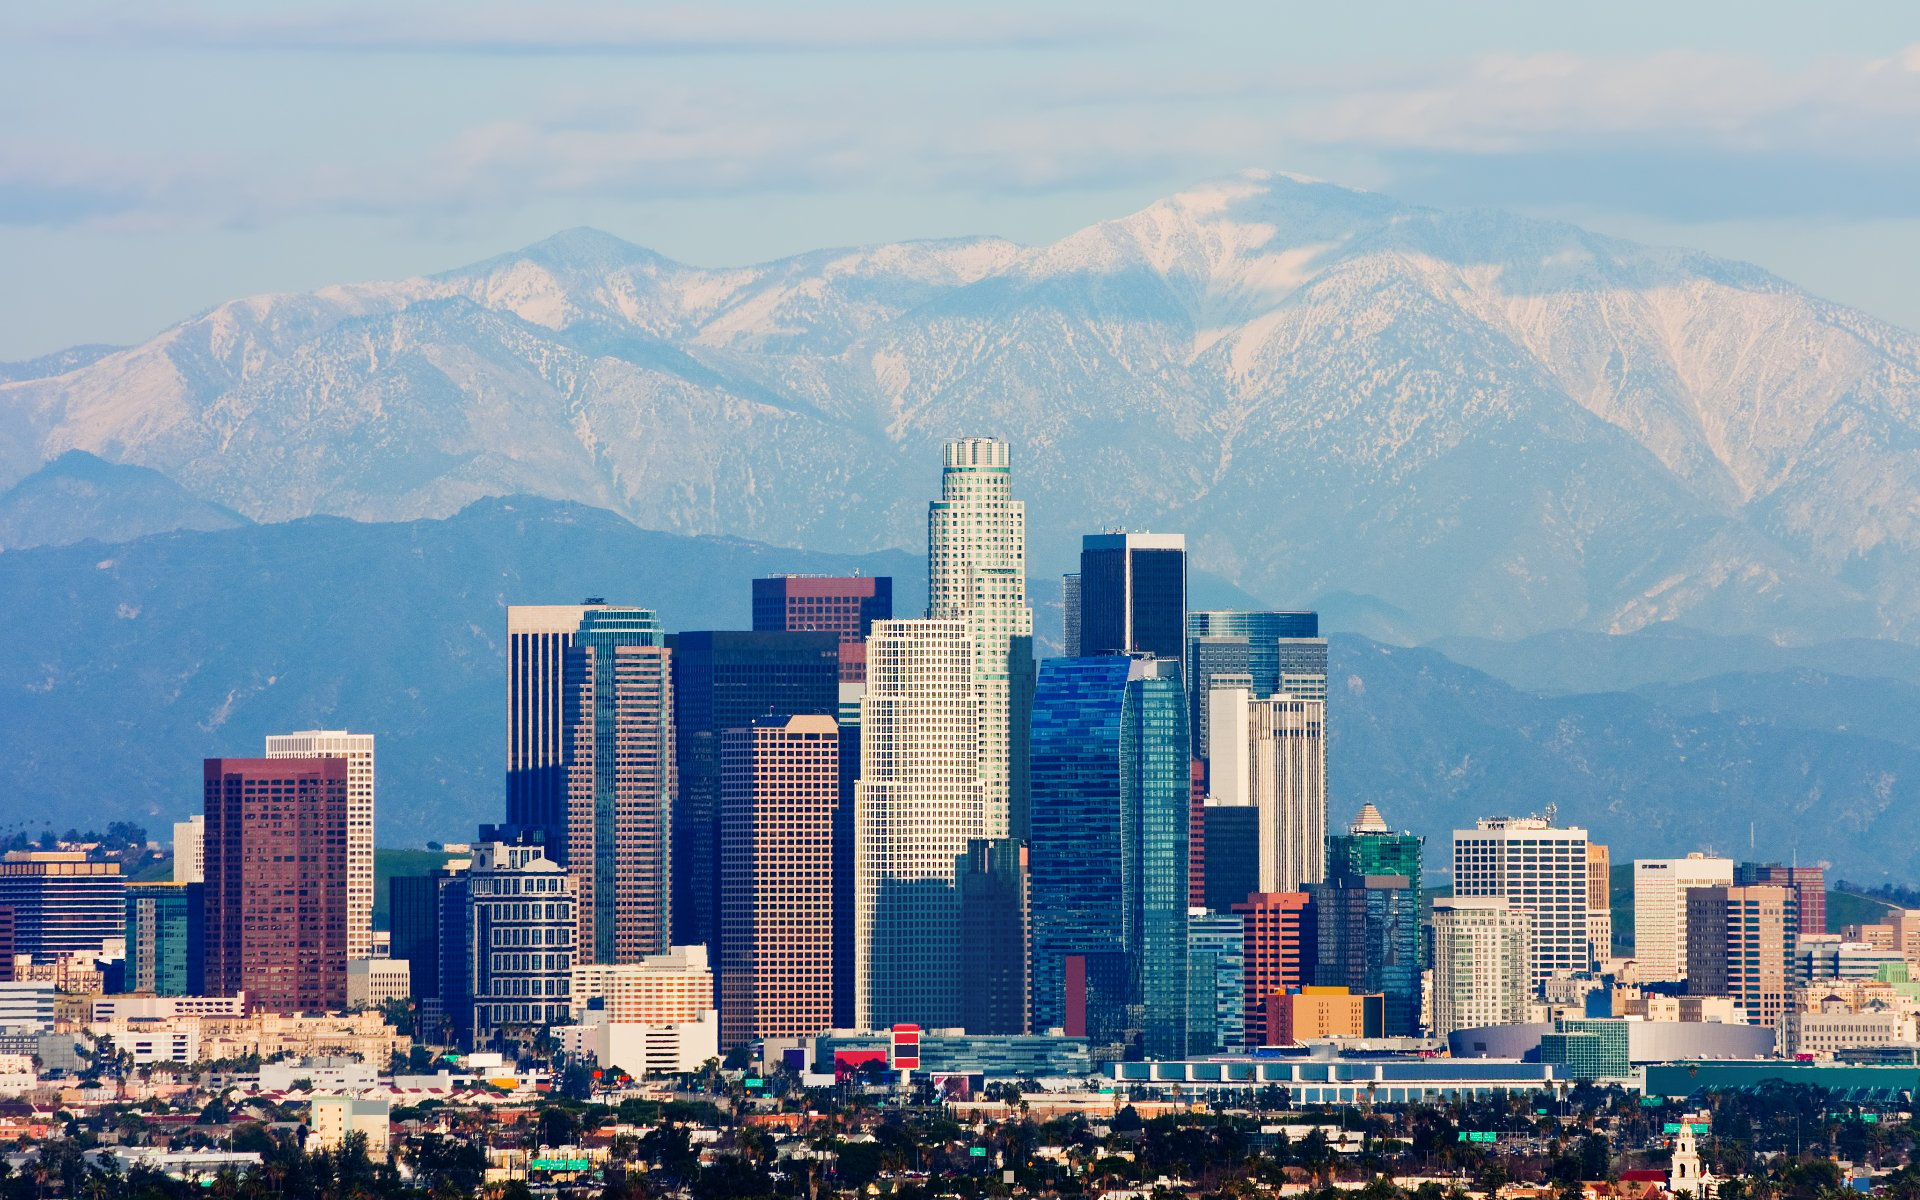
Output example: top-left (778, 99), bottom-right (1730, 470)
top-left (265, 730), bottom-right (375, 962)
top-left (203, 758), bottom-right (348, 1013)
top-left (1431, 896), bottom-right (1531, 1036)
top-left (564, 946), bottom-right (719, 1075)
top-left (464, 835), bottom-right (576, 1046)
top-left (854, 619), bottom-right (983, 1031)
top-left (1587, 843), bottom-right (1612, 964)
top-left (1249, 696), bottom-right (1327, 892)
top-left (718, 714), bottom-right (838, 1047)
top-left (1633, 854), bottom-right (1734, 982)
top-left (670, 630), bottom-right (839, 952)
top-left (1689, 884), bottom-right (1799, 1029)
top-left (1061, 574), bottom-right (1082, 656)
top-left (1076, 532), bottom-right (1187, 669)
top-left (564, 608), bottom-right (674, 963)
top-left (506, 602), bottom-right (621, 841)
top-left (1233, 891), bottom-right (1313, 1048)
top-left (171, 816), bottom-right (204, 885)
top-left (1452, 815), bottom-right (1594, 991)
top-left (0, 852), bottom-right (124, 964)
top-left (926, 436), bottom-right (1034, 842)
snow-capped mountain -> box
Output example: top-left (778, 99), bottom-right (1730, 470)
top-left (6, 169), bottom-right (1918, 641)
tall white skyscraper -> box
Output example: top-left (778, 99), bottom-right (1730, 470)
top-left (854, 619), bottom-right (983, 1030)
top-left (171, 814), bottom-right (204, 884)
top-left (1634, 852), bottom-right (1734, 982)
top-left (1452, 815), bottom-right (1593, 992)
top-left (1431, 896), bottom-right (1531, 1035)
top-left (265, 729), bottom-right (375, 960)
top-left (1248, 695), bottom-right (1326, 891)
top-left (927, 437), bottom-right (1033, 841)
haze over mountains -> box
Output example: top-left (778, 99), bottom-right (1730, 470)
top-left (5, 497), bottom-right (1919, 880)
top-left (5, 170), bottom-right (1920, 643)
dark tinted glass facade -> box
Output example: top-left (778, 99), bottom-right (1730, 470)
top-left (1029, 657), bottom-right (1130, 1036)
top-left (1201, 805), bottom-right (1260, 911)
top-left (1029, 656), bottom-right (1188, 1057)
top-left (959, 838), bottom-right (1030, 1035)
top-left (667, 630), bottom-right (840, 953)
top-left (1124, 663), bottom-right (1190, 1059)
top-left (125, 882), bottom-right (202, 996)
top-left (1079, 536), bottom-right (1187, 664)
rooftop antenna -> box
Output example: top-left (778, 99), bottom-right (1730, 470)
top-left (1543, 803), bottom-right (1558, 826)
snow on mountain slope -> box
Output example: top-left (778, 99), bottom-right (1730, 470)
top-left (5, 168), bottom-right (1918, 641)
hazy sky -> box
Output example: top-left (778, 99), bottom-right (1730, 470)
top-left (4, 1), bottom-right (1920, 358)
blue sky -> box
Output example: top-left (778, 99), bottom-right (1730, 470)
top-left (4, 0), bottom-right (1920, 358)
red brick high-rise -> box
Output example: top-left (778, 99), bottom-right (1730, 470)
top-left (1233, 891), bottom-right (1313, 1047)
top-left (751, 576), bottom-right (893, 683)
top-left (203, 758), bottom-right (348, 1013)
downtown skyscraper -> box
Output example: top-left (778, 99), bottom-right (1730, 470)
top-left (202, 757), bottom-right (348, 1013)
top-left (927, 437), bottom-right (1034, 840)
top-left (1029, 655), bottom-right (1191, 1059)
top-left (264, 729), bottom-right (374, 961)
top-left (563, 608), bottom-right (675, 964)
top-left (854, 618), bottom-right (983, 1030)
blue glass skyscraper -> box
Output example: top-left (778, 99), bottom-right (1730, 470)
top-left (1030, 656), bottom-right (1189, 1058)
top-left (1030, 657), bottom-right (1129, 1040)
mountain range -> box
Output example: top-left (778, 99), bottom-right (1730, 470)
top-left (4, 497), bottom-right (1919, 880)
top-left (5, 170), bottom-right (1920, 643)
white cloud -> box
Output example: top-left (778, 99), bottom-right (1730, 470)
top-left (6, 43), bottom-right (1920, 229)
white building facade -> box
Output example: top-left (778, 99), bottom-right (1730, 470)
top-left (1633, 853), bottom-right (1734, 982)
top-left (1453, 816), bottom-right (1594, 991)
top-left (926, 437), bottom-right (1032, 841)
top-left (1247, 695), bottom-right (1326, 892)
top-left (171, 815), bottom-right (204, 885)
top-left (465, 839), bottom-right (576, 1045)
top-left (265, 730), bottom-right (375, 961)
top-left (854, 619), bottom-right (983, 1031)
top-left (1431, 896), bottom-right (1532, 1036)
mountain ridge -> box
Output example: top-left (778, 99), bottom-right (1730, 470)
top-left (4, 168), bottom-right (1918, 642)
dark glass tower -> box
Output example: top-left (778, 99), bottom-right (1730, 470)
top-left (1309, 803), bottom-right (1423, 1036)
top-left (959, 838), bottom-right (1030, 1035)
top-left (1029, 656), bottom-right (1189, 1058)
top-left (1030, 657), bottom-right (1130, 1041)
top-left (1124, 659), bottom-right (1191, 1060)
top-left (666, 630), bottom-right (840, 953)
top-left (1078, 533), bottom-right (1187, 666)
top-left (124, 882), bottom-right (202, 996)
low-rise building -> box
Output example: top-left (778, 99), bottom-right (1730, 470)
top-left (346, 959), bottom-right (411, 1010)
top-left (556, 1012), bottom-right (719, 1077)
top-left (88, 1007), bottom-right (405, 1065)
top-left (308, 1095), bottom-right (390, 1154)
